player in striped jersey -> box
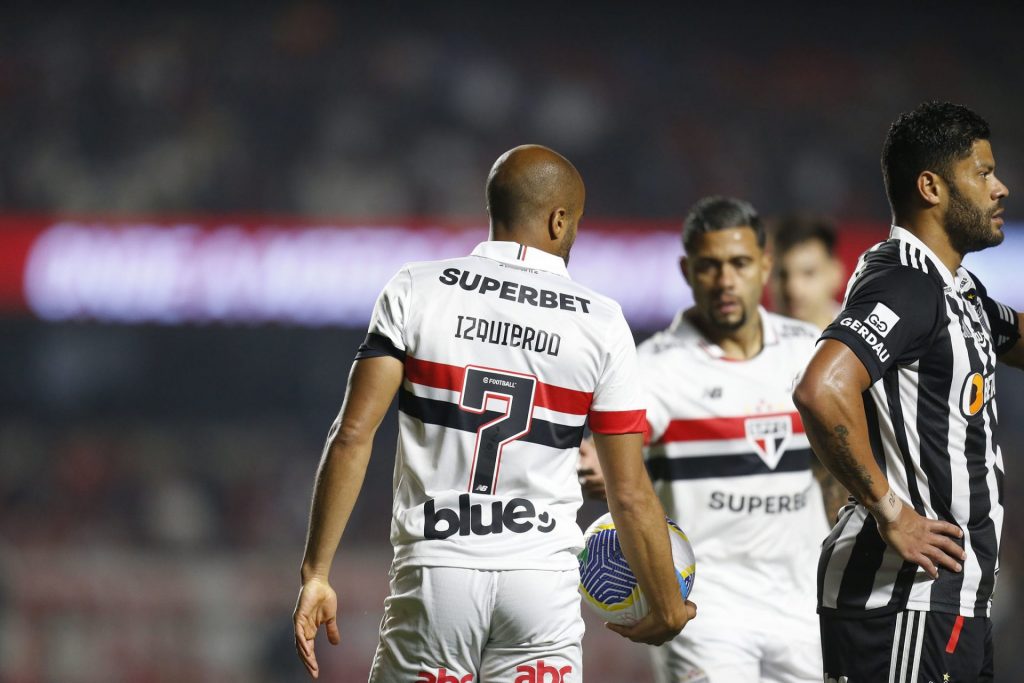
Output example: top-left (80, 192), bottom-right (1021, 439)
top-left (794, 102), bottom-right (1024, 683)
top-left (292, 145), bottom-right (694, 681)
top-left (579, 196), bottom-right (847, 682)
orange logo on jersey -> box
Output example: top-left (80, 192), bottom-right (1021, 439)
top-left (959, 372), bottom-right (995, 418)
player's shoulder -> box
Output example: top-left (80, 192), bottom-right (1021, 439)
top-left (404, 254), bottom-right (629, 322)
top-left (763, 310), bottom-right (820, 342)
top-left (637, 314), bottom-right (699, 358)
top-left (401, 254), bottom-right (472, 277)
top-left (850, 239), bottom-right (943, 295)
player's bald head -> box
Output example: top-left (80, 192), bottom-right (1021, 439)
top-left (486, 145), bottom-right (585, 242)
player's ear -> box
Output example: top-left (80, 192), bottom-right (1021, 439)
top-left (549, 207), bottom-right (567, 240)
top-left (679, 255), bottom-right (691, 285)
top-left (917, 170), bottom-right (943, 207)
top-left (759, 250), bottom-right (773, 287)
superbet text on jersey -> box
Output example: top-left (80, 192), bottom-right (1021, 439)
top-left (356, 241), bottom-right (646, 571)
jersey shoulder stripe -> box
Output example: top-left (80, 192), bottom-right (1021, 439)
top-left (398, 387), bottom-right (585, 450)
top-left (657, 412), bottom-right (805, 444)
top-left (648, 448), bottom-right (813, 480)
top-left (405, 355), bottom-right (593, 415)
top-left (589, 409), bottom-right (646, 434)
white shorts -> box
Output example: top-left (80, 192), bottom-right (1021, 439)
top-left (369, 565), bottom-right (584, 683)
top-left (650, 617), bottom-right (821, 683)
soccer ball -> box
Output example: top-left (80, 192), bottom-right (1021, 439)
top-left (577, 512), bottom-right (695, 626)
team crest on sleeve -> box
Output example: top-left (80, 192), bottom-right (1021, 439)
top-left (744, 415), bottom-right (793, 469)
top-left (865, 302), bottom-right (900, 337)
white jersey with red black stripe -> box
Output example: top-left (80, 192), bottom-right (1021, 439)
top-left (640, 309), bottom-right (830, 629)
top-left (359, 241), bottom-right (645, 571)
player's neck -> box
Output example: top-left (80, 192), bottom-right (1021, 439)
top-left (489, 226), bottom-right (565, 262)
top-left (894, 215), bottom-right (963, 274)
top-left (687, 309), bottom-right (764, 360)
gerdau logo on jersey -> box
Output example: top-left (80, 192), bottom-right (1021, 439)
top-left (424, 493), bottom-right (556, 539)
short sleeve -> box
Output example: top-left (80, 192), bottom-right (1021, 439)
top-left (636, 353), bottom-right (670, 445)
top-left (970, 273), bottom-right (1021, 356)
top-left (820, 267), bottom-right (941, 383)
top-left (355, 267), bottom-right (412, 361)
top-left (588, 311), bottom-right (646, 434)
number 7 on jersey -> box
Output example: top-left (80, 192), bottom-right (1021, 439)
top-left (459, 366), bottom-right (538, 495)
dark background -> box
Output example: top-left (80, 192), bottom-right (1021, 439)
top-left (2, 3), bottom-right (1024, 681)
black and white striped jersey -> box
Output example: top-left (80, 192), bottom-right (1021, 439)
top-left (817, 225), bottom-right (1020, 618)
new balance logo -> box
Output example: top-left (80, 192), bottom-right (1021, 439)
top-left (415, 668), bottom-right (473, 683)
top-left (514, 660), bottom-right (573, 683)
top-left (424, 494), bottom-right (556, 539)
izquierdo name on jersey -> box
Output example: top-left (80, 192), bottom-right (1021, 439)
top-left (454, 315), bottom-right (562, 356)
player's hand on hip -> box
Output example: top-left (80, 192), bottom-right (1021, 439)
top-left (605, 599), bottom-right (697, 646)
top-left (576, 437), bottom-right (607, 501)
top-left (293, 577), bottom-right (340, 679)
top-left (876, 503), bottom-right (965, 579)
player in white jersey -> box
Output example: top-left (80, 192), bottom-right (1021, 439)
top-left (292, 145), bottom-right (694, 681)
top-left (579, 196), bottom-right (847, 682)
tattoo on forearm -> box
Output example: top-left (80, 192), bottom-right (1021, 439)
top-left (826, 424), bottom-right (874, 499)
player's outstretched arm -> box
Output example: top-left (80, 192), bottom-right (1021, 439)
top-left (293, 355), bottom-right (404, 679)
top-left (793, 340), bottom-right (965, 579)
top-left (593, 431), bottom-right (695, 646)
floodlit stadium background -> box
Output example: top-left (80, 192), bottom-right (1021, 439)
top-left (2, 4), bottom-right (1024, 681)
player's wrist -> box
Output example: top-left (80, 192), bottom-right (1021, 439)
top-left (650, 602), bottom-right (687, 633)
top-left (867, 487), bottom-right (903, 525)
top-left (300, 562), bottom-right (331, 584)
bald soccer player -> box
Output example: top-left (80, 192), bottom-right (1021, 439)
top-left (292, 145), bottom-right (695, 682)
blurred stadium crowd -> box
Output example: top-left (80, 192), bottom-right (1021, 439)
top-left (2, 3), bottom-right (1023, 220)
top-left (2, 2), bottom-right (1024, 681)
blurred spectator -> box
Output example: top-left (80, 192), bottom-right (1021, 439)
top-left (1, 3), bottom-right (1022, 220)
top-left (770, 214), bottom-right (844, 330)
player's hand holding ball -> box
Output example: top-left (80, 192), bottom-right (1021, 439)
top-left (578, 512), bottom-right (697, 645)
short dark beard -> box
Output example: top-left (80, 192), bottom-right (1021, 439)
top-left (945, 179), bottom-right (1003, 254)
top-left (709, 307), bottom-right (747, 332)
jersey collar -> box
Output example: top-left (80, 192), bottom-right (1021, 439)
top-left (470, 241), bottom-right (571, 278)
top-left (889, 225), bottom-right (959, 287)
top-left (670, 306), bottom-right (777, 360)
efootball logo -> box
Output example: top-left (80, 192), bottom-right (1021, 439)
top-left (744, 415), bottom-right (793, 470)
top-left (865, 302), bottom-right (900, 337)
